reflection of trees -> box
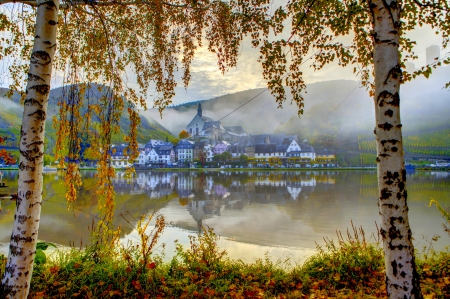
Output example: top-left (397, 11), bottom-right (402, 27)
top-left (2, 170), bottom-right (445, 253)
top-left (212, 172), bottom-right (233, 188)
top-left (35, 171), bottom-right (177, 246)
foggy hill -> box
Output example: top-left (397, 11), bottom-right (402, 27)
top-left (143, 66), bottom-right (450, 138)
top-left (0, 85), bottom-right (175, 152)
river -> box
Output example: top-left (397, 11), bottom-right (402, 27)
top-left (0, 170), bottom-right (449, 263)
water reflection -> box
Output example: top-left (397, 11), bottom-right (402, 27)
top-left (0, 170), bottom-right (449, 262)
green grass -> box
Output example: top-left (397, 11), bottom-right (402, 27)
top-left (359, 153), bottom-right (377, 165)
top-left (1, 215), bottom-right (450, 298)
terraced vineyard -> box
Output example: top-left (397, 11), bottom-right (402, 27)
top-left (358, 140), bottom-right (377, 152)
top-left (355, 121), bottom-right (450, 163)
top-left (403, 129), bottom-right (450, 156)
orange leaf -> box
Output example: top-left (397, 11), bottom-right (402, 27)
top-left (50, 265), bottom-right (60, 274)
top-left (146, 262), bottom-right (156, 269)
top-left (132, 280), bottom-right (142, 290)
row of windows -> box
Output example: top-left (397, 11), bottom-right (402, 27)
top-left (179, 155), bottom-right (192, 159)
top-left (255, 152), bottom-right (314, 157)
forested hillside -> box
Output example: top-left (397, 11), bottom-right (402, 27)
top-left (0, 85), bottom-right (175, 159)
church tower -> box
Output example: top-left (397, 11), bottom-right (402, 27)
top-left (197, 102), bottom-right (202, 117)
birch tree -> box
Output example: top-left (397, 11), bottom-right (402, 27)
top-left (259, 0), bottom-right (449, 298)
top-left (0, 0), bottom-right (271, 297)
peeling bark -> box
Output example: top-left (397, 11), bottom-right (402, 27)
top-left (0, 0), bottom-right (59, 297)
top-left (369, 0), bottom-right (422, 298)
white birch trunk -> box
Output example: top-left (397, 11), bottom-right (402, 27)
top-left (1, 0), bottom-right (59, 297)
top-left (369, 0), bottom-right (422, 298)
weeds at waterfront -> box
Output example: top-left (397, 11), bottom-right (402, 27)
top-left (1, 216), bottom-right (450, 298)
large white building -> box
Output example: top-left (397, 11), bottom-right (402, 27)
top-left (186, 102), bottom-right (224, 140)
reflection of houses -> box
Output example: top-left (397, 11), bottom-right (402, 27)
top-left (213, 184), bottom-right (230, 199)
top-left (250, 177), bottom-right (316, 200)
top-left (121, 171), bottom-right (332, 235)
top-left (115, 172), bottom-right (175, 198)
top-left (176, 173), bottom-right (195, 198)
top-left (187, 199), bottom-right (223, 232)
top-left (112, 174), bottom-right (143, 195)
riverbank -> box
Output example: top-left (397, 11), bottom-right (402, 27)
top-left (1, 227), bottom-right (448, 299)
top-left (1, 165), bottom-right (449, 172)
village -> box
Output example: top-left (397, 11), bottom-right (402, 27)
top-left (111, 103), bottom-right (336, 169)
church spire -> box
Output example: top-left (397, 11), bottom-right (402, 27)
top-left (197, 101), bottom-right (202, 117)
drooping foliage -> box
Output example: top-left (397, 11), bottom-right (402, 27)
top-left (0, 0), bottom-right (273, 215)
top-left (258, 0), bottom-right (449, 111)
top-left (0, 1), bottom-right (274, 297)
top-left (257, 0), bottom-right (449, 297)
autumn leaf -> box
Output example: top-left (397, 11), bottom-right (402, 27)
top-left (132, 280), bottom-right (142, 290)
top-left (50, 265), bottom-right (60, 274)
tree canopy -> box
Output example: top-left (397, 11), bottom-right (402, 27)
top-left (258, 0), bottom-right (449, 297)
top-left (259, 0), bottom-right (449, 111)
top-left (0, 0), bottom-right (272, 297)
top-left (179, 130), bottom-right (190, 139)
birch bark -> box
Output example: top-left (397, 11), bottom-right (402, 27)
top-left (369, 0), bottom-right (422, 297)
top-left (1, 0), bottom-right (59, 297)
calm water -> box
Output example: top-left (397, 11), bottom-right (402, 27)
top-left (1, 170), bottom-right (449, 263)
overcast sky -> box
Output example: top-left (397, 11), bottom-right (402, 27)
top-left (143, 24), bottom-right (448, 107)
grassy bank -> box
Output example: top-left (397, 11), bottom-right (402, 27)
top-left (1, 221), bottom-right (449, 299)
